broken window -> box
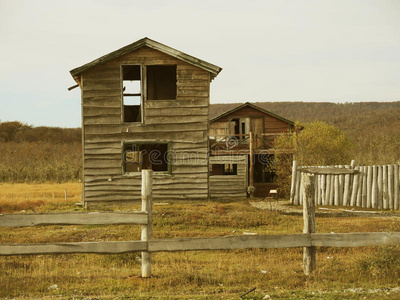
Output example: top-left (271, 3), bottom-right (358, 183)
top-left (122, 65), bottom-right (142, 123)
top-left (123, 142), bottom-right (171, 174)
top-left (147, 65), bottom-right (177, 100)
top-left (211, 164), bottom-right (237, 175)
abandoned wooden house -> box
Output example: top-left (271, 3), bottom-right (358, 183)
top-left (209, 102), bottom-right (295, 198)
top-left (70, 37), bottom-right (222, 206)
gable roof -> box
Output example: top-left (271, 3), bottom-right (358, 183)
top-left (70, 37), bottom-right (222, 83)
top-left (210, 102), bottom-right (295, 126)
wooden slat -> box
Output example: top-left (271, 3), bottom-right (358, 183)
top-left (299, 167), bottom-right (360, 175)
top-left (0, 212), bottom-right (148, 227)
top-left (0, 241), bottom-right (147, 256)
top-left (312, 232), bottom-right (400, 247)
top-left (145, 99), bottom-right (207, 108)
top-left (148, 234), bottom-right (311, 252)
top-left (145, 107), bottom-right (208, 117)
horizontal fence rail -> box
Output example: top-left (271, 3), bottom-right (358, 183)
top-left (1, 232), bottom-right (400, 256)
top-left (291, 161), bottom-right (400, 210)
top-left (0, 212), bottom-right (148, 227)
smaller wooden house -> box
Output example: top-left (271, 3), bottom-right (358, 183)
top-left (209, 102), bottom-right (295, 198)
top-left (70, 37), bottom-right (222, 206)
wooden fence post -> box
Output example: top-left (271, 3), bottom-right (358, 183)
top-left (302, 174), bottom-right (316, 276)
top-left (141, 169), bottom-right (153, 278)
top-left (290, 160), bottom-right (298, 204)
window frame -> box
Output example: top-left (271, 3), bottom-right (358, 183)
top-left (122, 141), bottom-right (172, 176)
top-left (121, 64), bottom-right (145, 125)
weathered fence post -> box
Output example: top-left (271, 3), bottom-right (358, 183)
top-left (302, 174), bottom-right (316, 276)
top-left (141, 169), bottom-right (153, 278)
top-left (290, 160), bottom-right (298, 204)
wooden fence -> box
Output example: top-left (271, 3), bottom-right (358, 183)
top-left (290, 160), bottom-right (400, 210)
top-left (2, 169), bottom-right (400, 277)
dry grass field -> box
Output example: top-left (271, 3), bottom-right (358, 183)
top-left (1, 183), bottom-right (400, 299)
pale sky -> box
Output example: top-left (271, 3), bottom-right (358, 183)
top-left (1, 0), bottom-right (399, 127)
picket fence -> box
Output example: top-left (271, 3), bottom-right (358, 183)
top-left (290, 160), bottom-right (400, 210)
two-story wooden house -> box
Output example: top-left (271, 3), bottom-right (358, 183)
top-left (70, 38), bottom-right (221, 206)
top-left (209, 102), bottom-right (295, 198)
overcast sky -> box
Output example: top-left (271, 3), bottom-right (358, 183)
top-left (1, 0), bottom-right (399, 127)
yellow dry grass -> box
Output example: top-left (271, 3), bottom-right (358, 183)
top-left (0, 182), bottom-right (82, 213)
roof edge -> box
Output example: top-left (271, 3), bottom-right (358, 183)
top-left (210, 102), bottom-right (295, 126)
top-left (70, 37), bottom-right (222, 82)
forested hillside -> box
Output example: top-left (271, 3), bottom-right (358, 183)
top-left (211, 101), bottom-right (400, 165)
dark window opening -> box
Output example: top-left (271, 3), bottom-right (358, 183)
top-left (123, 143), bottom-right (170, 173)
top-left (211, 164), bottom-right (237, 175)
top-left (147, 65), bottom-right (177, 100)
top-left (122, 65), bottom-right (141, 123)
top-left (254, 154), bottom-right (276, 183)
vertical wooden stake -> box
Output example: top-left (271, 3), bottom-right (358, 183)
top-left (388, 165), bottom-right (394, 210)
top-left (53, 192), bottom-right (55, 202)
top-left (141, 169), bottom-right (153, 278)
top-left (377, 166), bottom-right (383, 209)
top-left (371, 166), bottom-right (377, 208)
top-left (64, 190), bottom-right (67, 202)
top-left (302, 174), bottom-right (316, 276)
top-left (290, 160), bottom-right (298, 204)
top-left (350, 166), bottom-right (359, 207)
top-left (383, 165), bottom-right (388, 209)
top-left (367, 166), bottom-right (372, 208)
top-left (394, 164), bottom-right (399, 210)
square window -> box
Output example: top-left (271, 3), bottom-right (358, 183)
top-left (147, 65), bottom-right (177, 100)
top-left (123, 142), bottom-right (171, 174)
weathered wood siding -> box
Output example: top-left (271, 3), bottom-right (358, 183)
top-left (209, 155), bottom-right (247, 198)
top-left (210, 106), bottom-right (291, 135)
top-left (81, 47), bottom-right (210, 205)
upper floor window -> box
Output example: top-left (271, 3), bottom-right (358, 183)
top-left (147, 65), bottom-right (177, 100)
top-left (122, 65), bottom-right (141, 123)
top-left (122, 65), bottom-right (177, 123)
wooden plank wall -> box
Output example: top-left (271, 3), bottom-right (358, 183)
top-left (211, 106), bottom-right (291, 134)
top-left (209, 155), bottom-right (247, 198)
top-left (81, 47), bottom-right (210, 205)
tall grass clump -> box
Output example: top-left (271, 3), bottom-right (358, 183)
top-left (357, 244), bottom-right (400, 283)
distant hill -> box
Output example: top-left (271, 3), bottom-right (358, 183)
top-left (210, 101), bottom-right (400, 138)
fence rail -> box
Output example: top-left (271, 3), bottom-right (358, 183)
top-left (2, 169), bottom-right (400, 278)
top-left (291, 161), bottom-right (400, 210)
